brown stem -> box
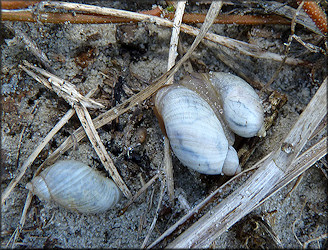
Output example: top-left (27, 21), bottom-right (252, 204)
top-left (1, 1), bottom-right (40, 9)
top-left (1, 7), bottom-right (162, 24)
top-left (2, 9), bottom-right (290, 25)
top-left (168, 13), bottom-right (290, 25)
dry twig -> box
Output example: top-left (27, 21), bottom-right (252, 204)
top-left (163, 0), bottom-right (186, 205)
top-left (74, 104), bottom-right (132, 198)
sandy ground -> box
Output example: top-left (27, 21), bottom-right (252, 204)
top-left (1, 1), bottom-right (327, 248)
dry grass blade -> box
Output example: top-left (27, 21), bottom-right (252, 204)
top-left (1, 109), bottom-right (75, 205)
top-left (42, 1), bottom-right (305, 66)
top-left (3, 87), bottom-right (98, 243)
top-left (120, 173), bottom-right (159, 215)
top-left (74, 104), bottom-right (132, 198)
top-left (164, 0), bottom-right (186, 204)
top-left (258, 135), bottom-right (327, 208)
top-left (141, 177), bottom-right (166, 248)
top-left (164, 77), bottom-right (327, 248)
top-left (19, 62), bottom-right (131, 197)
top-left (9, 63), bottom-right (131, 199)
top-left (20, 61), bottom-right (104, 109)
top-left (1, 86), bottom-right (98, 205)
top-left (5, 23), bottom-right (52, 71)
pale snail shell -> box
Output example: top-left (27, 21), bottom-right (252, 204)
top-left (154, 72), bottom-right (264, 176)
top-left (26, 160), bottom-right (122, 213)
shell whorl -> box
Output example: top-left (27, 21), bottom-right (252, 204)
top-left (155, 85), bottom-right (232, 175)
top-left (27, 160), bottom-right (122, 213)
top-left (155, 72), bottom-right (264, 176)
top-left (26, 175), bottom-right (51, 201)
top-left (210, 72), bottom-right (264, 137)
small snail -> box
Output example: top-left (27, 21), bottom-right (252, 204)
top-left (154, 72), bottom-right (264, 176)
top-left (26, 160), bottom-right (122, 213)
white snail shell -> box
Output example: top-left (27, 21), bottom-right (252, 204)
top-left (26, 160), bottom-right (122, 213)
top-left (210, 72), bottom-right (264, 138)
top-left (154, 72), bottom-right (264, 176)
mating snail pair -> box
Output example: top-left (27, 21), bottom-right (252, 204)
top-left (154, 72), bottom-right (265, 176)
top-left (27, 72), bottom-right (264, 213)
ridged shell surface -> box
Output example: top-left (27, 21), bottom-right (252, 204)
top-left (27, 160), bottom-right (122, 213)
top-left (155, 85), bottom-right (229, 175)
top-left (210, 72), bottom-right (264, 137)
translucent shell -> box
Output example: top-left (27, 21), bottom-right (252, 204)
top-left (210, 72), bottom-right (264, 138)
top-left (154, 72), bottom-right (264, 176)
top-left (26, 160), bottom-right (122, 213)
top-left (155, 85), bottom-right (235, 175)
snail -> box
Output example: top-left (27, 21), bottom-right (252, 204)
top-left (26, 160), bottom-right (122, 213)
top-left (154, 72), bottom-right (264, 176)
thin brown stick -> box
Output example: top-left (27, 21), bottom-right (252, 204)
top-left (1, 8), bottom-right (290, 25)
top-left (168, 13), bottom-right (290, 25)
top-left (1, 1), bottom-right (40, 9)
